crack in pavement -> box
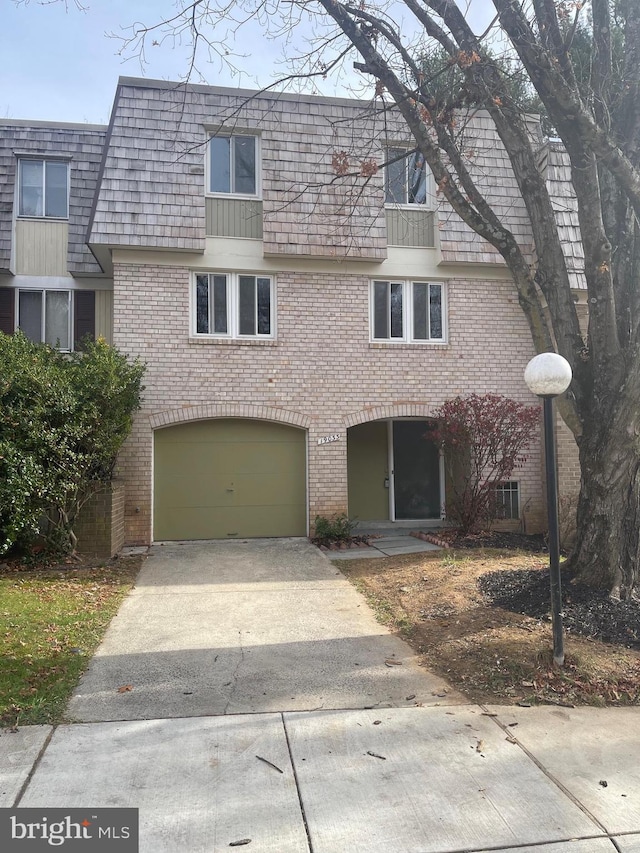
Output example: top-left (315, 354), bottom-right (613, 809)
top-left (223, 630), bottom-right (245, 715)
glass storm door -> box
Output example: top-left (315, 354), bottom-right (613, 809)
top-left (392, 421), bottom-right (441, 519)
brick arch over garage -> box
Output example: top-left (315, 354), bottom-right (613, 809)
top-left (149, 404), bottom-right (312, 432)
top-left (343, 403), bottom-right (434, 429)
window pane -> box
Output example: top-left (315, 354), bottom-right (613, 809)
top-left (45, 161), bottom-right (68, 218)
top-left (257, 277), bottom-right (271, 335)
top-left (213, 275), bottom-right (228, 334)
top-left (390, 283), bottom-right (403, 338)
top-left (239, 276), bottom-right (256, 335)
top-left (20, 160), bottom-right (43, 217)
top-left (373, 281), bottom-right (388, 339)
top-left (18, 291), bottom-right (42, 342)
top-left (408, 151), bottom-right (427, 204)
top-left (209, 136), bottom-right (231, 193)
top-left (429, 284), bottom-right (443, 339)
top-left (385, 149), bottom-right (406, 204)
top-left (45, 291), bottom-right (70, 349)
top-left (413, 283), bottom-right (428, 340)
top-left (234, 136), bottom-right (256, 195)
top-left (496, 482), bottom-right (519, 519)
top-left (196, 274), bottom-right (210, 333)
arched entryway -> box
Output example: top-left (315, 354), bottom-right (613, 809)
top-left (154, 418), bottom-right (307, 540)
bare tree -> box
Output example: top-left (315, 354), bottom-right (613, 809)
top-left (27, 0), bottom-right (640, 596)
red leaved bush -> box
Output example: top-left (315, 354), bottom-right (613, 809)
top-left (429, 394), bottom-right (540, 534)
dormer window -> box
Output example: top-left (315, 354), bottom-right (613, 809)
top-left (208, 134), bottom-right (258, 197)
top-left (18, 158), bottom-right (69, 219)
top-left (385, 148), bottom-right (430, 206)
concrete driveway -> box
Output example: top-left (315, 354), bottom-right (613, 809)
top-left (67, 538), bottom-right (462, 722)
top-left (4, 539), bottom-right (640, 852)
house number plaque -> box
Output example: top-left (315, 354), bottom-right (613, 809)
top-left (317, 434), bottom-right (340, 445)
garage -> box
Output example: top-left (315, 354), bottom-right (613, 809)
top-left (154, 419), bottom-right (307, 540)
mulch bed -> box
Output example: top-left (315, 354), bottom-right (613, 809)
top-left (479, 567), bottom-right (640, 649)
top-left (438, 530), bottom-right (548, 553)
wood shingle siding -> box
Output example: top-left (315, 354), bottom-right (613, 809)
top-left (87, 79), bottom-right (544, 265)
top-left (0, 121), bottom-right (107, 275)
top-left (537, 142), bottom-right (586, 290)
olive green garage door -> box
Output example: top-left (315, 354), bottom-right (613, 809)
top-left (154, 419), bottom-right (307, 540)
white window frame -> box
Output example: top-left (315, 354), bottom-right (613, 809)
top-left (384, 147), bottom-right (434, 209)
top-left (205, 133), bottom-right (261, 200)
top-left (16, 288), bottom-right (73, 351)
top-left (370, 280), bottom-right (446, 344)
top-left (495, 481), bottom-right (520, 520)
top-left (192, 272), bottom-right (275, 340)
top-left (17, 157), bottom-right (70, 220)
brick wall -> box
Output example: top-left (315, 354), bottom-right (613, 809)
top-left (74, 480), bottom-right (126, 558)
top-left (113, 262), bottom-right (546, 544)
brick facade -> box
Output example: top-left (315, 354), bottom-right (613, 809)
top-left (113, 262), bottom-right (546, 544)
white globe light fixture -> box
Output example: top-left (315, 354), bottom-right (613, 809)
top-left (524, 352), bottom-right (573, 667)
top-left (524, 353), bottom-right (572, 398)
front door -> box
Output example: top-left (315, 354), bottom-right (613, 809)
top-left (392, 420), bottom-right (441, 519)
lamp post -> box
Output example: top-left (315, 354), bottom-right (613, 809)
top-left (524, 353), bottom-right (573, 666)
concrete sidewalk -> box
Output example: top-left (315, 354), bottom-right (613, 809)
top-left (1, 540), bottom-right (639, 852)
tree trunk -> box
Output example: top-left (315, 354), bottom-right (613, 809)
top-left (569, 398), bottom-right (640, 598)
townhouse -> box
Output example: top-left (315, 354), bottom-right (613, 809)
top-left (0, 77), bottom-right (582, 547)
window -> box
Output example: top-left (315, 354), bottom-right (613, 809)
top-left (194, 273), bottom-right (273, 338)
top-left (372, 281), bottom-right (445, 343)
top-left (18, 159), bottom-right (69, 218)
top-left (208, 134), bottom-right (258, 196)
top-left (495, 481), bottom-right (520, 520)
top-left (18, 289), bottom-right (72, 350)
top-left (385, 147), bottom-right (429, 205)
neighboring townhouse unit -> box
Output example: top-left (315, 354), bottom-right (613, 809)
top-left (0, 121), bottom-right (112, 347)
top-left (1, 77), bottom-right (583, 547)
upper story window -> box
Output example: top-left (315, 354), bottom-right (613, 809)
top-left (385, 148), bottom-right (430, 206)
top-left (18, 159), bottom-right (69, 219)
top-left (194, 272), bottom-right (274, 339)
top-left (208, 134), bottom-right (258, 197)
top-left (371, 280), bottom-right (445, 343)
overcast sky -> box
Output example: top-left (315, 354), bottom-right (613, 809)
top-left (1, 0), bottom-right (497, 125)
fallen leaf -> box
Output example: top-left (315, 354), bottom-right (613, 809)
top-left (117, 685), bottom-right (133, 693)
top-left (229, 840), bottom-right (252, 847)
top-left (367, 751), bottom-right (386, 760)
top-left (505, 735), bottom-right (517, 744)
top-left (599, 780), bottom-right (608, 788)
top-left (405, 694), bottom-right (416, 701)
top-left (476, 740), bottom-right (485, 753)
top-left (373, 720), bottom-right (382, 725)
top-left (385, 659), bottom-right (402, 666)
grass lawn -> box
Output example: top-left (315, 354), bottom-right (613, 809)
top-left (0, 555), bottom-right (143, 727)
top-left (338, 547), bottom-right (640, 707)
